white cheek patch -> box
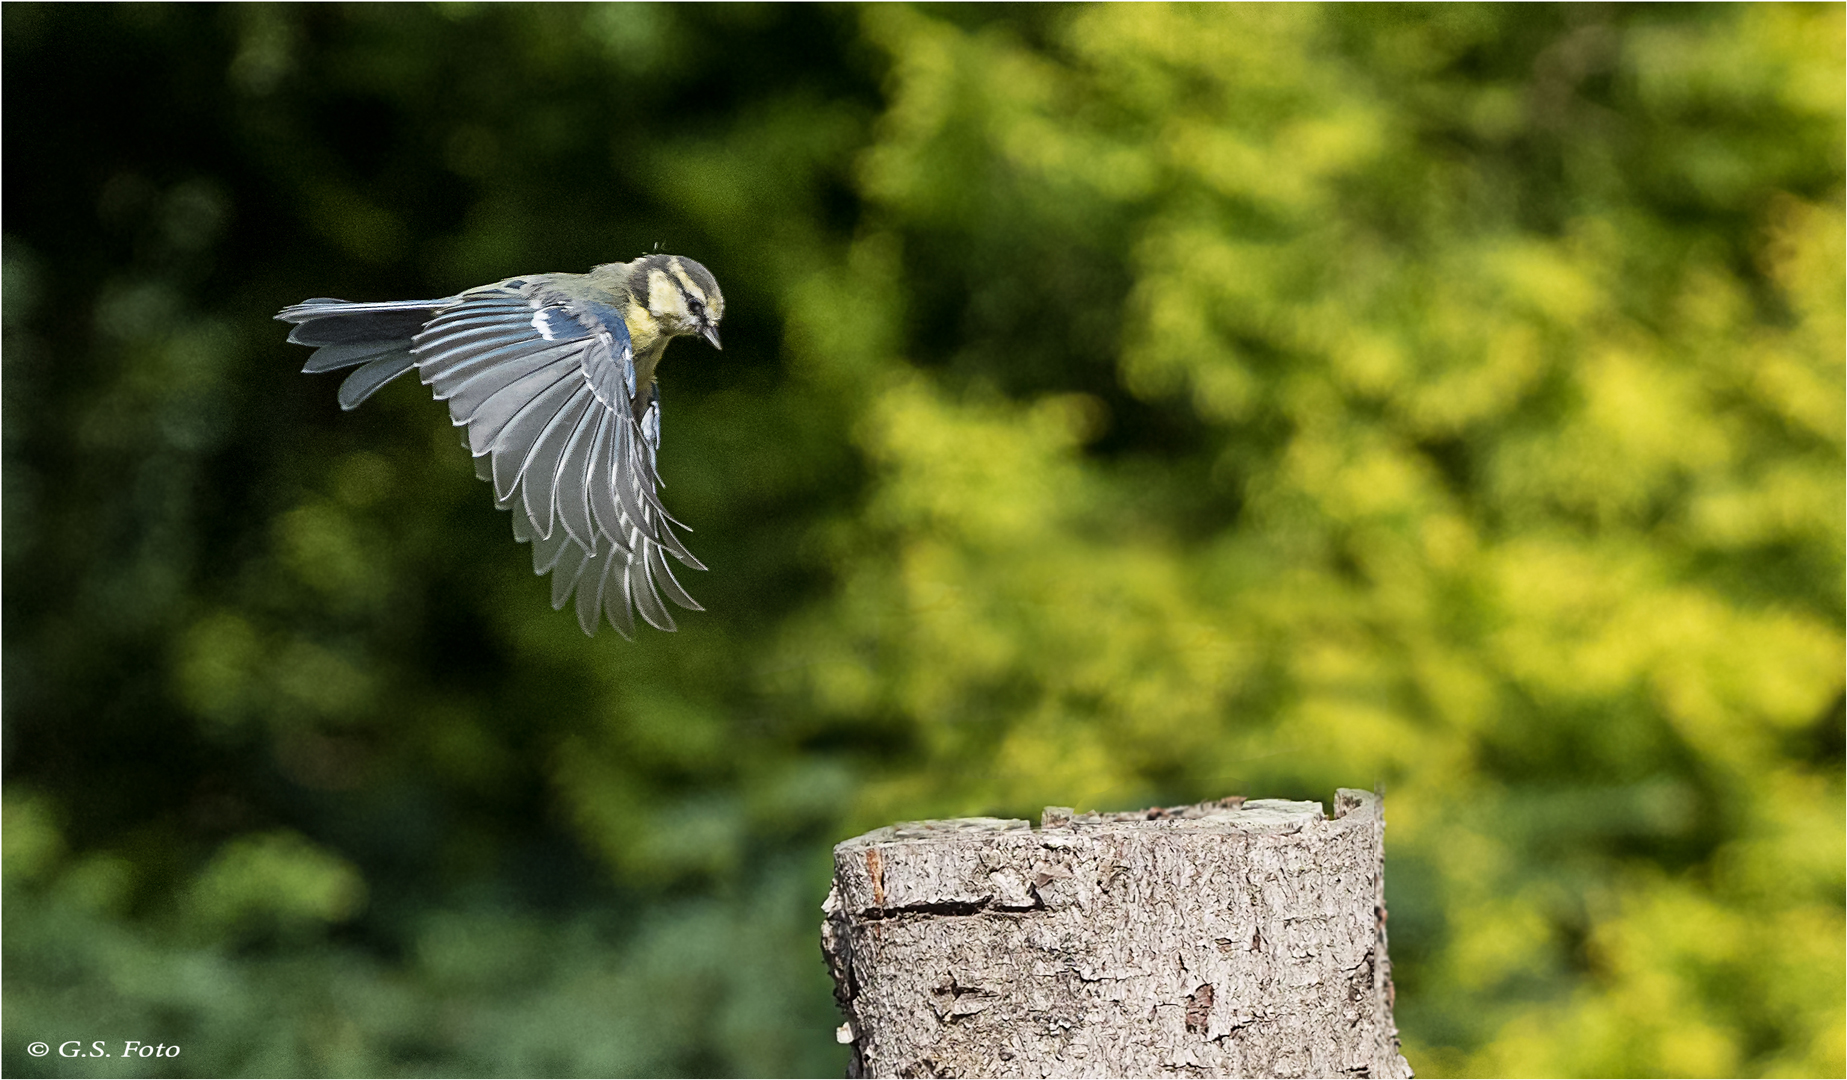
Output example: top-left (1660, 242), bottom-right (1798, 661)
top-left (648, 270), bottom-right (688, 321)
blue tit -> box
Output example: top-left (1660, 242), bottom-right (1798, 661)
top-left (277, 254), bottom-right (725, 639)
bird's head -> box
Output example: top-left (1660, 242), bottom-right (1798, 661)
top-left (636, 254), bottom-right (724, 350)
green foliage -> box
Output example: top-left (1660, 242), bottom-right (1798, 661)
top-left (4, 4), bottom-right (1840, 1077)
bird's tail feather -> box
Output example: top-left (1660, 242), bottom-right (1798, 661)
top-left (337, 350), bottom-right (418, 411)
top-left (278, 296), bottom-right (454, 409)
top-left (277, 297), bottom-right (451, 347)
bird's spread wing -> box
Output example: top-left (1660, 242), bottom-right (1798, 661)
top-left (411, 281), bottom-right (703, 638)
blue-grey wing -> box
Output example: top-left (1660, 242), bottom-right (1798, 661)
top-left (409, 283), bottom-right (702, 638)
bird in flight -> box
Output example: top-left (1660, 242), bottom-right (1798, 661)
top-left (278, 254), bottom-right (724, 638)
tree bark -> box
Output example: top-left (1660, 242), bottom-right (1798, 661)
top-left (821, 790), bottom-right (1411, 1079)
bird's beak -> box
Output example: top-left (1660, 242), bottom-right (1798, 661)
top-left (701, 323), bottom-right (722, 350)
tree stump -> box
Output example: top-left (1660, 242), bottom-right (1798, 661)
top-left (821, 790), bottom-right (1411, 1078)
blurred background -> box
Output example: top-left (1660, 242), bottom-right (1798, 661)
top-left (3, 4), bottom-right (1841, 1077)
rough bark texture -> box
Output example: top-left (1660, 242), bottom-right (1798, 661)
top-left (821, 790), bottom-right (1411, 1079)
